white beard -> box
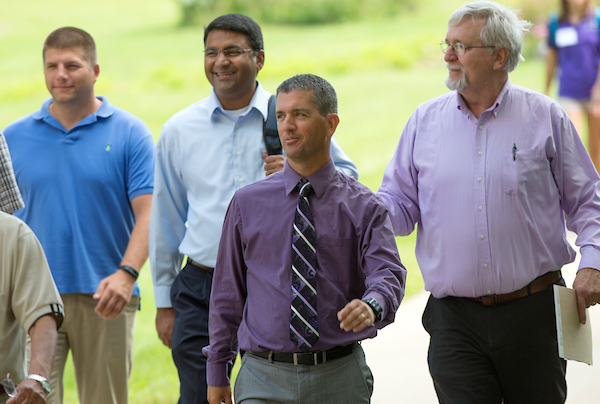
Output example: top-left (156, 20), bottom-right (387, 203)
top-left (445, 64), bottom-right (468, 91)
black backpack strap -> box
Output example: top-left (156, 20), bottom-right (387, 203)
top-left (263, 94), bottom-right (282, 155)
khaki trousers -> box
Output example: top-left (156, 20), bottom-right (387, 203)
top-left (29, 293), bottom-right (138, 404)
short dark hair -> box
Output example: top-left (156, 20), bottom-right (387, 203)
top-left (43, 27), bottom-right (97, 65)
top-left (204, 14), bottom-right (263, 51)
top-left (277, 74), bottom-right (338, 116)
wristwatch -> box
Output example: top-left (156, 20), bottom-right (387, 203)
top-left (25, 374), bottom-right (51, 395)
top-left (118, 264), bottom-right (139, 280)
top-left (362, 297), bottom-right (383, 323)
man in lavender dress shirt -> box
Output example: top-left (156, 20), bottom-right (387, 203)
top-left (204, 74), bottom-right (406, 404)
top-left (379, 1), bottom-right (600, 403)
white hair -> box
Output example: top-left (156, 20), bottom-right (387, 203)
top-left (445, 64), bottom-right (468, 91)
top-left (449, 1), bottom-right (532, 72)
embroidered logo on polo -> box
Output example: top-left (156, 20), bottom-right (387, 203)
top-left (290, 179), bottom-right (319, 352)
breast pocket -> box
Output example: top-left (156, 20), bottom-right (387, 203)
top-left (502, 148), bottom-right (549, 196)
top-left (317, 236), bottom-right (358, 284)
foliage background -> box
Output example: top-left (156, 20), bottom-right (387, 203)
top-left (0, 0), bottom-right (561, 402)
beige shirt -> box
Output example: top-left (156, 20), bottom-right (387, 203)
top-left (0, 212), bottom-right (63, 386)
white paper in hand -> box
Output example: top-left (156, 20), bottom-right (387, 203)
top-left (554, 285), bottom-right (593, 365)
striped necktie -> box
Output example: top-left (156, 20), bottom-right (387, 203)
top-left (290, 179), bottom-right (319, 352)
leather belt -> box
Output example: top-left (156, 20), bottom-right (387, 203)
top-left (246, 341), bottom-right (358, 366)
top-left (186, 258), bottom-right (213, 273)
top-left (466, 270), bottom-right (561, 307)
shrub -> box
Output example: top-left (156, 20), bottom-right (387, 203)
top-left (174, 0), bottom-right (412, 26)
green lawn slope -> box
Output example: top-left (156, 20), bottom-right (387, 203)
top-left (0, 0), bottom-right (554, 401)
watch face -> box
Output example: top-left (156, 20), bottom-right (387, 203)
top-left (41, 380), bottom-right (51, 393)
top-left (365, 298), bottom-right (382, 321)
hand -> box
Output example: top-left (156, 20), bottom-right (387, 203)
top-left (156, 308), bottom-right (176, 348)
top-left (262, 153), bottom-right (285, 176)
top-left (337, 299), bottom-right (375, 332)
top-left (573, 268), bottom-right (600, 324)
top-left (207, 385), bottom-right (232, 404)
top-left (93, 269), bottom-right (136, 320)
top-left (7, 379), bottom-right (47, 404)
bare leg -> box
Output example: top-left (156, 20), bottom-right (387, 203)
top-left (567, 109), bottom-right (585, 140)
top-left (587, 111), bottom-right (600, 173)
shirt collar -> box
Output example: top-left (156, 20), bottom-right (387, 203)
top-left (490, 78), bottom-right (511, 116)
top-left (31, 96), bottom-right (113, 131)
top-left (208, 81), bottom-right (270, 122)
top-left (454, 78), bottom-right (512, 118)
top-left (283, 158), bottom-right (336, 198)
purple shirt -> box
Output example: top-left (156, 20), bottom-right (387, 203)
top-left (205, 159), bottom-right (406, 386)
top-left (379, 80), bottom-right (600, 299)
top-left (548, 13), bottom-right (600, 99)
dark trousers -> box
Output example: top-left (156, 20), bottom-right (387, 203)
top-left (422, 281), bottom-right (567, 404)
top-left (171, 264), bottom-right (212, 404)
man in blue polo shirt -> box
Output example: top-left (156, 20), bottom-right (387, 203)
top-left (4, 27), bottom-right (154, 404)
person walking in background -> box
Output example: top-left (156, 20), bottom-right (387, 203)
top-left (3, 27), bottom-right (155, 404)
top-left (546, 0), bottom-right (600, 171)
top-left (380, 1), bottom-right (600, 403)
top-left (1, 213), bottom-right (64, 404)
top-left (149, 14), bottom-right (358, 404)
top-left (205, 74), bottom-right (405, 404)
top-left (0, 132), bottom-right (23, 214)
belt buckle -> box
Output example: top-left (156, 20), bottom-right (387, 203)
top-left (292, 352), bottom-right (321, 365)
top-left (481, 294), bottom-right (498, 306)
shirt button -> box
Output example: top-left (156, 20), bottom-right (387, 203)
top-left (480, 234), bottom-right (485, 240)
top-left (477, 177), bottom-right (482, 182)
top-left (236, 150), bottom-right (242, 156)
top-left (235, 125), bottom-right (240, 129)
top-left (478, 151), bottom-right (483, 156)
top-left (479, 125), bottom-right (484, 130)
top-left (478, 206), bottom-right (483, 211)
top-left (494, 111), bottom-right (498, 116)
top-left (483, 263), bottom-right (488, 268)
top-left (238, 178), bottom-right (244, 183)
top-left (487, 290), bottom-right (492, 294)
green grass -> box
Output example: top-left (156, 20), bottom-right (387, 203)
top-left (0, 0), bottom-right (555, 402)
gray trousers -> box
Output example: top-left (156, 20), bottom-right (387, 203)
top-left (235, 344), bottom-right (373, 403)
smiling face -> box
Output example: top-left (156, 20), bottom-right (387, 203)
top-left (204, 29), bottom-right (264, 110)
top-left (43, 47), bottom-right (98, 106)
top-left (276, 89), bottom-right (339, 176)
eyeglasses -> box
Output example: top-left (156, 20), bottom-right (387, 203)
top-left (3, 374), bottom-right (17, 397)
top-left (204, 47), bottom-right (254, 59)
top-left (440, 42), bottom-right (495, 56)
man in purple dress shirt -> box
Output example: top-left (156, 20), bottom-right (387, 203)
top-left (204, 74), bottom-right (406, 404)
top-left (379, 2), bottom-right (600, 403)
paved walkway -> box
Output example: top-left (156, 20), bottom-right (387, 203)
top-left (363, 233), bottom-right (600, 403)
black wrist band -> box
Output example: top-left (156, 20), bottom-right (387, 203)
top-left (118, 265), bottom-right (139, 280)
top-left (363, 297), bottom-right (383, 323)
